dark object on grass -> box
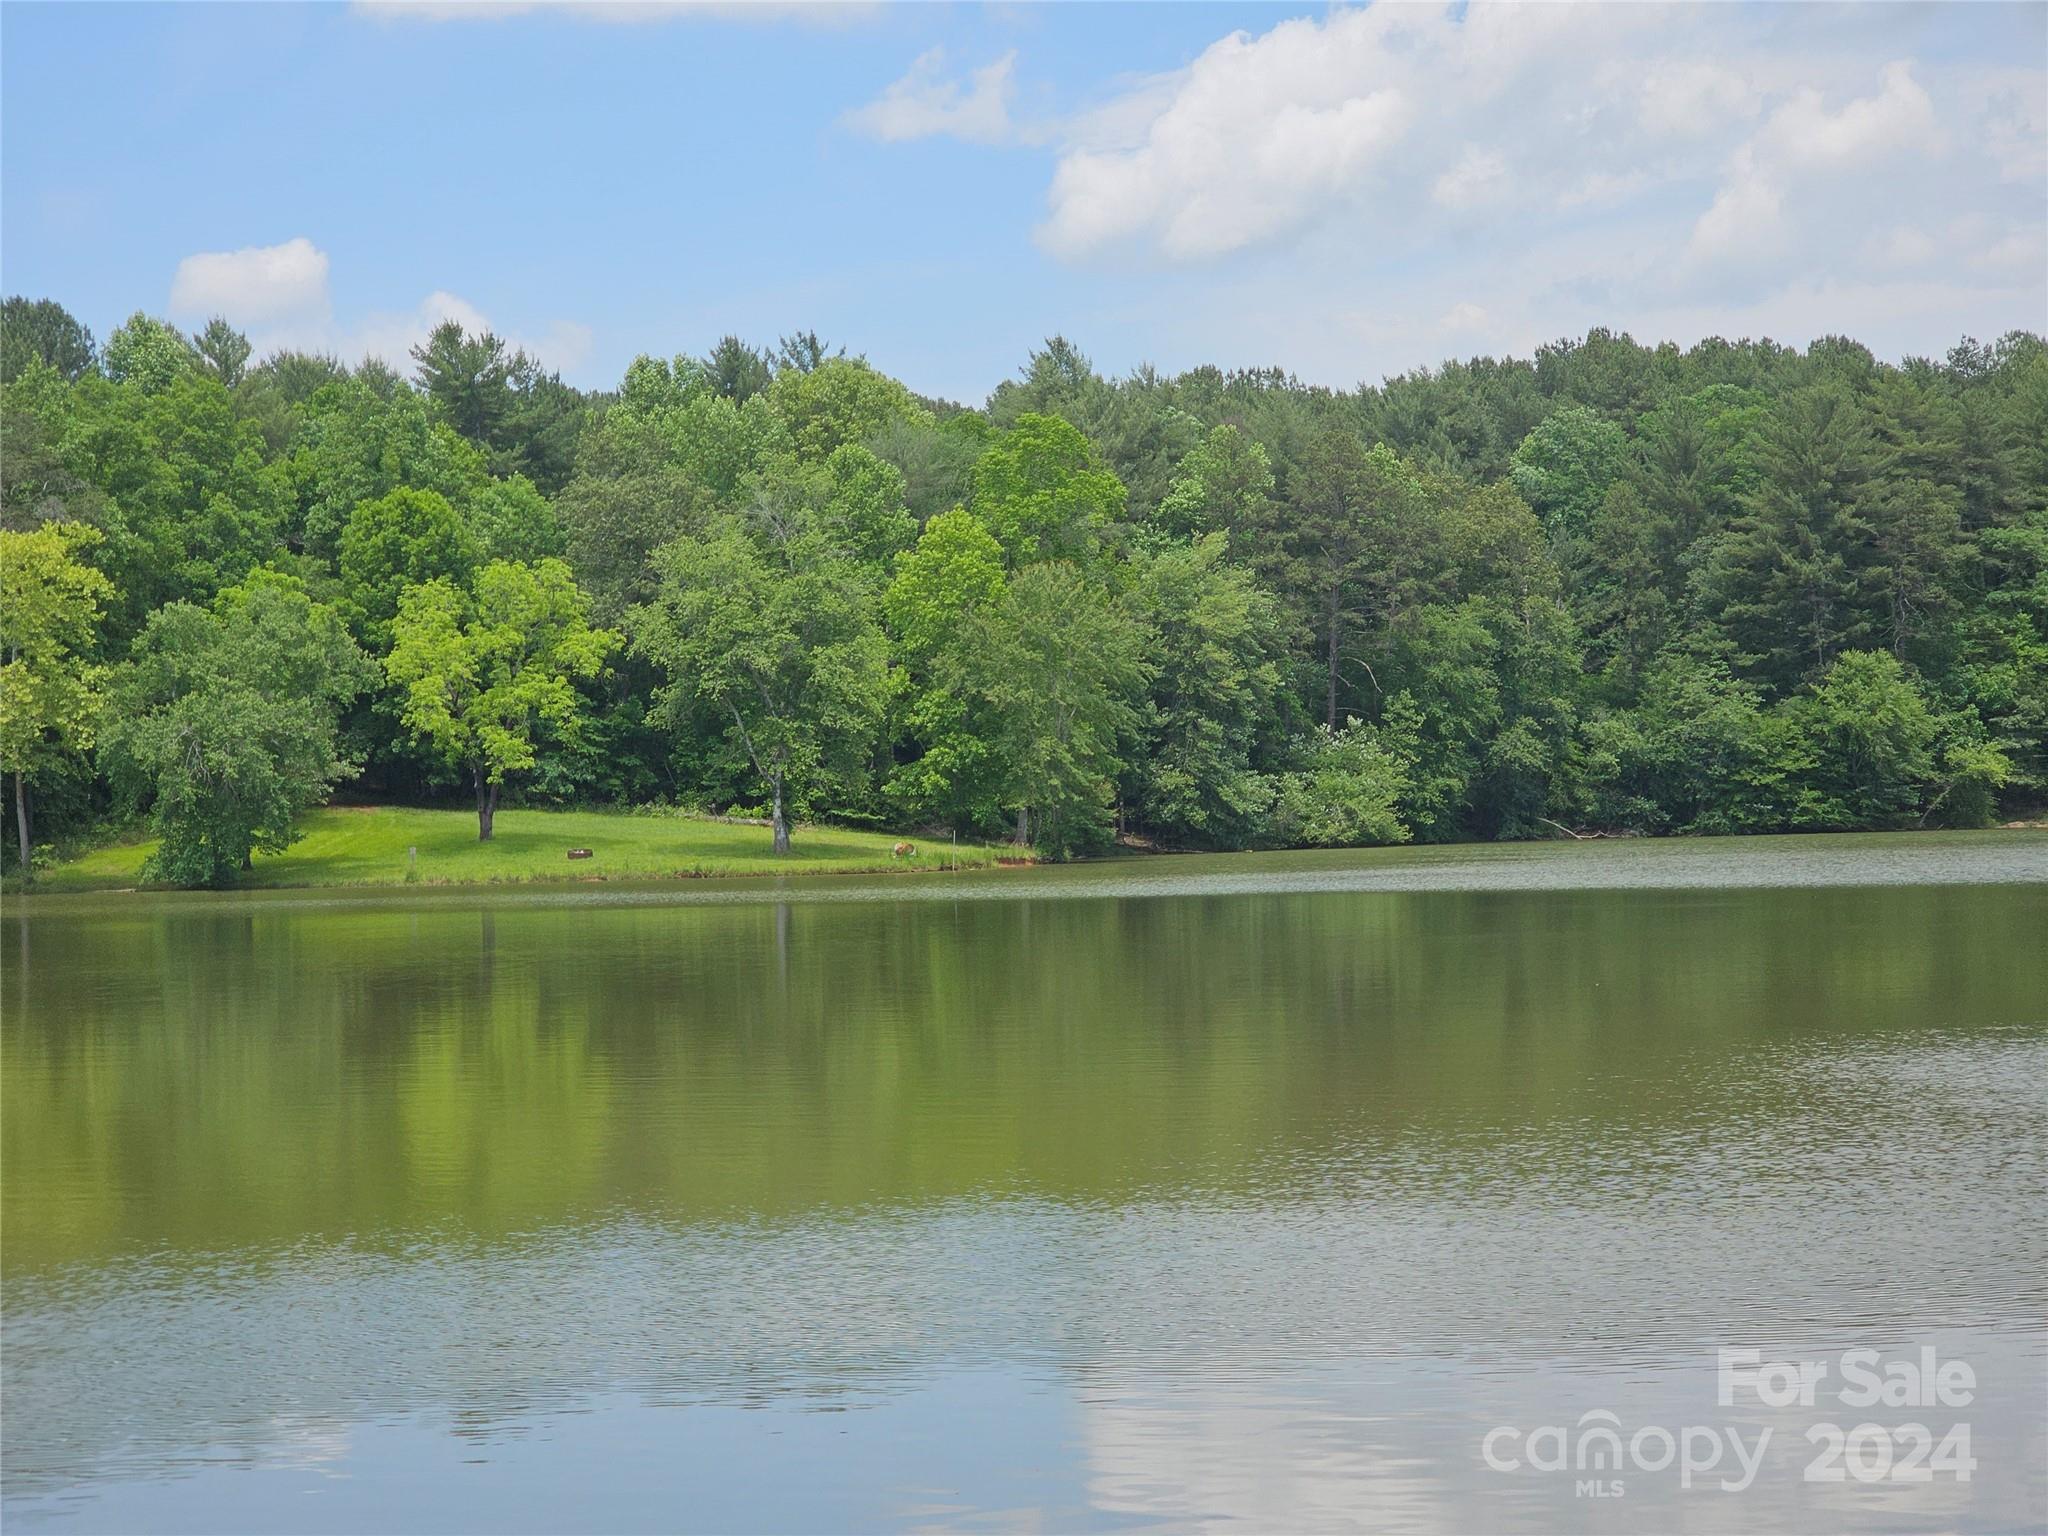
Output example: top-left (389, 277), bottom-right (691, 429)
top-left (567, 848), bottom-right (594, 860)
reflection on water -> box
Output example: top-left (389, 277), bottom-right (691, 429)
top-left (4, 832), bottom-right (2046, 1532)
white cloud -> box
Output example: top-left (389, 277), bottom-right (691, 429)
top-left (1432, 148), bottom-right (1507, 211)
top-left (1753, 59), bottom-right (1937, 170)
top-left (1040, 10), bottom-right (1421, 261)
top-left (342, 290), bottom-right (595, 375)
top-left (914, 2), bottom-right (2043, 388)
top-left (348, 290), bottom-right (491, 370)
top-left (843, 48), bottom-right (1017, 145)
top-left (1034, 4), bottom-right (1686, 263)
top-left (1017, 2), bottom-right (2038, 331)
top-left (1638, 62), bottom-right (1758, 138)
top-left (1981, 81), bottom-right (2048, 185)
top-left (1685, 61), bottom-right (1940, 271)
top-left (1440, 301), bottom-right (1489, 333)
top-left (1558, 171), bottom-right (1653, 210)
top-left (1971, 228), bottom-right (2047, 277)
top-left (1685, 147), bottom-right (1789, 268)
top-left (1864, 224), bottom-right (1938, 271)
top-left (166, 238), bottom-right (594, 379)
top-left (170, 237), bottom-right (332, 327)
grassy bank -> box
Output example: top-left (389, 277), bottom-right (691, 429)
top-left (28, 807), bottom-right (1019, 892)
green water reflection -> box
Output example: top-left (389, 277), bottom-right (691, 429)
top-left (3, 833), bottom-right (2045, 1532)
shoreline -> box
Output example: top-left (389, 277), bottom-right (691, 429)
top-left (7, 805), bottom-right (1033, 897)
top-left (13, 853), bottom-right (1044, 898)
top-left (10, 818), bottom-right (2040, 901)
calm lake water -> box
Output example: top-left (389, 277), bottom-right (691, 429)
top-left (5, 831), bottom-right (2045, 1533)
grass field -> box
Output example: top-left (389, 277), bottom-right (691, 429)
top-left (29, 806), bottom-right (1019, 892)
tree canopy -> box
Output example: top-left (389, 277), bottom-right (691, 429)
top-left (101, 573), bottom-right (370, 886)
top-left (3, 290), bottom-right (2043, 884)
top-left (385, 558), bottom-right (615, 840)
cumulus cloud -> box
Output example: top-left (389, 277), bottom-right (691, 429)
top-left (1755, 60), bottom-right (1937, 169)
top-left (165, 238), bottom-right (594, 378)
top-left (960, 2), bottom-right (2043, 369)
top-left (1685, 149), bottom-right (1791, 268)
top-left (1039, 11), bottom-right (1419, 261)
top-left (843, 48), bottom-right (1017, 145)
top-left (170, 237), bottom-right (332, 327)
top-left (1684, 61), bottom-right (1939, 271)
top-left (1638, 61), bottom-right (1758, 139)
top-left (1432, 148), bottom-right (1508, 212)
top-left (349, 290), bottom-right (595, 374)
top-left (1971, 228), bottom-right (2048, 277)
top-left (348, 290), bottom-right (493, 370)
top-left (1036, 5), bottom-right (1663, 262)
top-left (1981, 79), bottom-right (2048, 186)
top-left (1864, 224), bottom-right (1938, 271)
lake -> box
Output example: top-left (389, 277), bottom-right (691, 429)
top-left (4, 831), bottom-right (2045, 1533)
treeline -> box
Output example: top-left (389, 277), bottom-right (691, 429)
top-left (2, 295), bottom-right (2043, 885)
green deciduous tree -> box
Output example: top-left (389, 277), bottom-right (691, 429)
top-left (286, 375), bottom-right (488, 561)
top-left (386, 559), bottom-right (616, 840)
top-left (465, 474), bottom-right (565, 564)
top-left (1510, 402), bottom-right (1630, 538)
top-left (338, 487), bottom-right (478, 650)
top-left (881, 507), bottom-right (1010, 828)
top-left (635, 519), bottom-right (888, 853)
top-left (101, 572), bottom-right (371, 886)
top-left (1378, 602), bottom-right (1502, 839)
top-left (1270, 718), bottom-right (1411, 847)
top-left (952, 562), bottom-right (1150, 857)
top-left (767, 356), bottom-right (926, 462)
top-left (102, 312), bottom-right (193, 393)
top-left (970, 412), bottom-right (1126, 566)
top-left (555, 458), bottom-right (713, 621)
top-left (1581, 656), bottom-right (1775, 833)
top-left (870, 414), bottom-right (988, 526)
top-left (741, 445), bottom-right (916, 575)
top-left (1156, 424), bottom-right (1275, 548)
top-left (1787, 649), bottom-right (1940, 829)
top-left (1127, 535), bottom-right (1288, 847)
top-left (0, 523), bottom-right (111, 879)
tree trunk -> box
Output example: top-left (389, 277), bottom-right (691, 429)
top-left (13, 772), bottom-right (30, 887)
top-left (1325, 590), bottom-right (1341, 731)
top-left (769, 773), bottom-right (790, 855)
top-left (475, 769), bottom-right (498, 841)
top-left (1014, 805), bottom-right (1031, 847)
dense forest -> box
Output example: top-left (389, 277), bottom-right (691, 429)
top-left (2, 294), bottom-right (2043, 885)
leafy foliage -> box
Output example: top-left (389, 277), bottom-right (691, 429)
top-left (3, 296), bottom-right (2043, 879)
top-left (101, 573), bottom-right (370, 886)
top-left (0, 523), bottom-right (112, 874)
top-left (950, 563), bottom-right (1150, 857)
top-left (1, 297), bottom-right (96, 383)
top-left (1271, 718), bottom-right (1411, 847)
top-left (385, 559), bottom-right (616, 839)
top-left (635, 516), bottom-right (889, 852)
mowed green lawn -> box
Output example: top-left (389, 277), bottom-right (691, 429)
top-left (35, 807), bottom-right (1014, 891)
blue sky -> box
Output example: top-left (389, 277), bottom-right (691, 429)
top-left (4, 2), bottom-right (2043, 402)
